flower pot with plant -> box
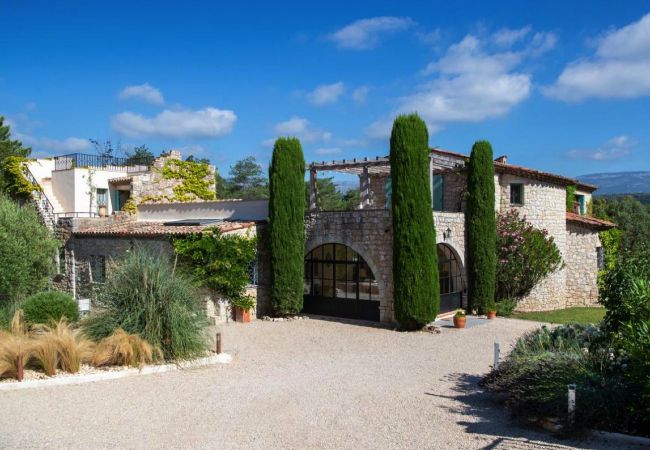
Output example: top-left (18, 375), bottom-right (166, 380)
top-left (98, 204), bottom-right (107, 217)
top-left (453, 309), bottom-right (467, 329)
top-left (231, 296), bottom-right (255, 323)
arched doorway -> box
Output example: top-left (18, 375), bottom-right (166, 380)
top-left (438, 243), bottom-right (465, 314)
top-left (303, 243), bottom-right (380, 321)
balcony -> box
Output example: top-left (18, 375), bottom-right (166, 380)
top-left (54, 153), bottom-right (151, 173)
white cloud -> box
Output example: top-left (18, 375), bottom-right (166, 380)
top-left (118, 83), bottom-right (165, 105)
top-left (307, 82), bottom-right (345, 105)
top-left (17, 133), bottom-right (91, 153)
top-left (568, 135), bottom-right (635, 160)
top-left (329, 16), bottom-right (414, 50)
top-left (493, 26), bottom-right (531, 47)
top-left (352, 86), bottom-right (369, 104)
top-left (263, 116), bottom-right (332, 146)
top-left (314, 147), bottom-right (342, 156)
top-left (367, 30), bottom-right (553, 138)
top-left (112, 107), bottom-right (236, 139)
top-left (544, 13), bottom-right (650, 101)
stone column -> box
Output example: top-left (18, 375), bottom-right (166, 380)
top-left (360, 166), bottom-right (371, 209)
top-left (309, 169), bottom-right (319, 213)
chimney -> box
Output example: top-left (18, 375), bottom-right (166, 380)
top-left (495, 155), bottom-right (508, 164)
top-left (161, 149), bottom-right (182, 160)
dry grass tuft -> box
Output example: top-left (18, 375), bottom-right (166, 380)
top-left (0, 331), bottom-right (32, 379)
top-left (31, 320), bottom-right (95, 374)
top-left (10, 309), bottom-right (27, 336)
top-left (93, 329), bottom-right (162, 368)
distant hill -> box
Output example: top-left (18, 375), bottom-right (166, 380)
top-left (577, 172), bottom-right (650, 195)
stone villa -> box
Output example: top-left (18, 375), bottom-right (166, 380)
top-left (24, 147), bottom-right (614, 325)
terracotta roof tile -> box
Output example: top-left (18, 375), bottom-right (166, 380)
top-left (566, 212), bottom-right (616, 229)
top-left (74, 221), bottom-right (254, 237)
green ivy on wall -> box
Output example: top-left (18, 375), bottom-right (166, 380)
top-left (161, 159), bottom-right (216, 202)
top-left (566, 185), bottom-right (577, 212)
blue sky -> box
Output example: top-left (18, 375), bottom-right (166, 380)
top-left (1, 1), bottom-right (649, 180)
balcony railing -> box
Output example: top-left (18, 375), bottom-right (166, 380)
top-left (54, 153), bottom-right (151, 172)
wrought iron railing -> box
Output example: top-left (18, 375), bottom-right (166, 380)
top-left (54, 153), bottom-right (151, 172)
top-left (23, 166), bottom-right (57, 230)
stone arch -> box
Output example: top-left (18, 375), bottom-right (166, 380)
top-left (304, 238), bottom-right (385, 304)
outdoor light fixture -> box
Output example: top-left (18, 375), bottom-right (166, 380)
top-left (443, 227), bottom-right (452, 240)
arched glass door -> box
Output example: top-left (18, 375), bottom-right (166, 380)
top-left (438, 244), bottom-right (464, 313)
top-left (304, 244), bottom-right (380, 321)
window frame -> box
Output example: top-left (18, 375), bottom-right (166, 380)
top-left (89, 255), bottom-right (106, 284)
top-left (510, 183), bottom-right (525, 206)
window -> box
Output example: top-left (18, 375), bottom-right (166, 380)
top-left (90, 255), bottom-right (106, 283)
top-left (247, 260), bottom-right (258, 286)
top-left (432, 175), bottom-right (444, 211)
top-left (597, 247), bottom-right (605, 270)
top-left (57, 247), bottom-right (66, 275)
top-left (575, 194), bottom-right (586, 215)
top-left (96, 188), bottom-right (108, 207)
top-left (437, 244), bottom-right (463, 295)
top-left (304, 244), bottom-right (378, 301)
top-left (384, 177), bottom-right (392, 209)
top-left (510, 183), bottom-right (524, 205)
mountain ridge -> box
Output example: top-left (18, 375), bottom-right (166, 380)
top-left (577, 171), bottom-right (650, 195)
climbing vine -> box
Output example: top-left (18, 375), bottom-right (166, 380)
top-left (0, 156), bottom-right (39, 200)
top-left (161, 159), bottom-right (215, 202)
top-left (172, 228), bottom-right (257, 301)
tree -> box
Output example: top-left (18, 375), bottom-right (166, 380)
top-left (304, 177), bottom-right (344, 211)
top-left (466, 140), bottom-right (497, 314)
top-left (0, 116), bottom-right (31, 196)
top-left (220, 156), bottom-right (269, 200)
top-left (126, 145), bottom-right (155, 166)
top-left (0, 193), bottom-right (59, 306)
top-left (89, 139), bottom-right (117, 158)
top-left (390, 114), bottom-right (439, 329)
top-left (342, 188), bottom-right (360, 210)
top-left (185, 154), bottom-right (210, 164)
top-left (268, 138), bottom-right (305, 315)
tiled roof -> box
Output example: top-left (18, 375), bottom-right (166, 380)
top-left (74, 220), bottom-right (254, 237)
top-left (566, 212), bottom-right (615, 229)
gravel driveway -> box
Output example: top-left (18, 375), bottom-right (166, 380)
top-left (0, 318), bottom-right (636, 449)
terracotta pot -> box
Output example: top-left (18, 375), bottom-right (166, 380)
top-left (487, 310), bottom-right (497, 320)
top-left (235, 307), bottom-right (251, 323)
top-left (453, 316), bottom-right (466, 329)
top-left (98, 205), bottom-right (107, 218)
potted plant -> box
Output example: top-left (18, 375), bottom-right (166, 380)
top-left (487, 303), bottom-right (497, 320)
top-left (231, 296), bottom-right (255, 323)
top-left (453, 309), bottom-right (467, 329)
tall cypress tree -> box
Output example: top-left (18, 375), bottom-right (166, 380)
top-left (268, 137), bottom-right (306, 315)
top-left (466, 140), bottom-right (497, 314)
top-left (390, 114), bottom-right (439, 329)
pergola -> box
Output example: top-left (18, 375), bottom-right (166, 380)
top-left (307, 150), bottom-right (464, 212)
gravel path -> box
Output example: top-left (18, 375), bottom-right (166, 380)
top-left (0, 318), bottom-right (636, 449)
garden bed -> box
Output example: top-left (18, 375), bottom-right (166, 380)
top-left (0, 352), bottom-right (231, 391)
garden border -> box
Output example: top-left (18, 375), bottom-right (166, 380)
top-left (0, 353), bottom-right (232, 391)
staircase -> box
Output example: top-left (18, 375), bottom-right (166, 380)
top-left (39, 178), bottom-right (64, 214)
top-left (22, 166), bottom-right (57, 230)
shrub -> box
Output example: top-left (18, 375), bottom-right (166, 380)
top-left (22, 291), bottom-right (79, 325)
top-left (495, 298), bottom-right (517, 317)
top-left (496, 210), bottom-right (563, 301)
top-left (0, 331), bottom-right (32, 379)
top-left (82, 248), bottom-right (207, 360)
top-left (31, 320), bottom-right (94, 373)
top-left (390, 114), bottom-right (439, 329)
top-left (566, 185), bottom-right (577, 212)
top-left (0, 193), bottom-right (59, 305)
top-left (268, 137), bottom-right (305, 315)
top-left (93, 329), bottom-right (162, 368)
top-left (466, 141), bottom-right (496, 314)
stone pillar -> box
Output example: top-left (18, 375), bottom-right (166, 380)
top-left (309, 169), bottom-right (319, 213)
top-left (360, 166), bottom-right (371, 209)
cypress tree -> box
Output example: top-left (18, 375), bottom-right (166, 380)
top-left (466, 140), bottom-right (497, 314)
top-left (268, 137), bottom-right (306, 315)
top-left (390, 114), bottom-right (439, 329)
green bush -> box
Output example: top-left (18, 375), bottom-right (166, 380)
top-left (22, 291), bottom-right (79, 324)
top-left (466, 141), bottom-right (496, 314)
top-left (496, 210), bottom-right (563, 301)
top-left (0, 193), bottom-right (59, 305)
top-left (268, 137), bottom-right (305, 315)
top-left (495, 298), bottom-right (517, 317)
top-left (566, 185), bottom-right (577, 212)
top-left (389, 114), bottom-right (439, 329)
top-left (82, 248), bottom-right (207, 360)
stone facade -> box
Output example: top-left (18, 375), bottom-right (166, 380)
top-left (565, 223), bottom-right (601, 307)
top-left (497, 175), bottom-right (569, 311)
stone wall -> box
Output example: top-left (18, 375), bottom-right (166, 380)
top-left (565, 223), bottom-right (601, 307)
top-left (368, 174), bottom-right (388, 209)
top-left (440, 171), bottom-right (466, 212)
top-left (131, 150), bottom-right (216, 205)
top-left (498, 175), bottom-right (569, 311)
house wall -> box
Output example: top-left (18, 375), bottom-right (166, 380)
top-left (497, 174), bottom-right (569, 311)
top-left (565, 223), bottom-right (601, 307)
top-left (51, 168), bottom-right (126, 215)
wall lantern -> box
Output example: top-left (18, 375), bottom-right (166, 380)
top-left (443, 227), bottom-right (452, 240)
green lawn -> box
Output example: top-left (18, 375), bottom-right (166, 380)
top-left (512, 307), bottom-right (606, 324)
